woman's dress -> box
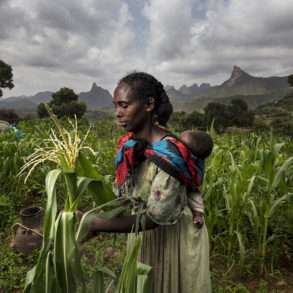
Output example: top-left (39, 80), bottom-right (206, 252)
top-left (120, 159), bottom-right (211, 293)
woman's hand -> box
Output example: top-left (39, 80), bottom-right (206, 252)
top-left (77, 212), bottom-right (158, 237)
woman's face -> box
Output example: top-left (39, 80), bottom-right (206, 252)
top-left (113, 83), bottom-right (153, 133)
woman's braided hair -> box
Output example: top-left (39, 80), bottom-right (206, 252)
top-left (118, 72), bottom-right (173, 126)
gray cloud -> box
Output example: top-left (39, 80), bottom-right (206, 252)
top-left (143, 0), bottom-right (194, 61)
top-left (142, 0), bottom-right (293, 87)
top-left (0, 0), bottom-right (139, 95)
top-left (1, 0), bottom-right (293, 96)
top-left (0, 1), bottom-right (27, 40)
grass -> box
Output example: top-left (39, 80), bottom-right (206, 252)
top-left (0, 118), bottom-right (293, 292)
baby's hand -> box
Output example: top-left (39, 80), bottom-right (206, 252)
top-left (192, 211), bottom-right (204, 228)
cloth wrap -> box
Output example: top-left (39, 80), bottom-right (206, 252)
top-left (115, 132), bottom-right (204, 193)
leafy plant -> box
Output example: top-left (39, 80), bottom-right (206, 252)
top-left (204, 133), bottom-right (293, 273)
top-left (20, 109), bottom-right (116, 292)
top-left (20, 107), bottom-right (151, 293)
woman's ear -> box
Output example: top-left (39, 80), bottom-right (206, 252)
top-left (145, 97), bottom-right (155, 112)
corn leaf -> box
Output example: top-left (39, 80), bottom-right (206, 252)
top-left (92, 265), bottom-right (116, 293)
top-left (76, 198), bottom-right (131, 243)
top-left (76, 151), bottom-right (103, 180)
top-left (272, 157), bottom-right (293, 189)
top-left (116, 235), bottom-right (142, 293)
top-left (63, 172), bottom-right (78, 210)
top-left (89, 181), bottom-right (115, 206)
top-left (24, 169), bottom-right (62, 293)
top-left (23, 266), bottom-right (36, 293)
top-left (137, 262), bottom-right (152, 293)
top-left (76, 151), bottom-right (115, 205)
top-left (235, 231), bottom-right (245, 266)
top-left (43, 168), bottom-right (62, 244)
top-left (268, 193), bottom-right (292, 218)
top-left (45, 251), bottom-right (60, 293)
top-left (54, 211), bottom-right (84, 293)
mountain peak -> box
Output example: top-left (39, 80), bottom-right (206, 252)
top-left (225, 65), bottom-right (250, 87)
top-left (79, 83), bottom-right (113, 109)
top-left (91, 82), bottom-right (99, 91)
top-left (231, 65), bottom-right (249, 77)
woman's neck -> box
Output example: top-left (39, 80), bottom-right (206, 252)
top-left (133, 123), bottom-right (170, 143)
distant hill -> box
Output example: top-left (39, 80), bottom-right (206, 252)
top-left (0, 84), bottom-right (113, 115)
top-left (0, 66), bottom-right (290, 115)
top-left (206, 66), bottom-right (288, 97)
top-left (29, 91), bottom-right (53, 104)
top-left (255, 89), bottom-right (293, 116)
top-left (174, 92), bottom-right (286, 113)
top-left (79, 82), bottom-right (112, 110)
top-left (167, 66), bottom-right (289, 111)
top-left (253, 88), bottom-right (293, 135)
top-left (0, 95), bottom-right (40, 113)
top-left (166, 83), bottom-right (212, 105)
top-left (274, 91), bottom-right (293, 111)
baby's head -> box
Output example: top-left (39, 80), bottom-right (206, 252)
top-left (180, 130), bottom-right (213, 159)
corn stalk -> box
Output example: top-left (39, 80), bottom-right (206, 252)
top-left (21, 107), bottom-right (151, 292)
top-left (246, 135), bottom-right (293, 274)
top-left (204, 133), bottom-right (293, 273)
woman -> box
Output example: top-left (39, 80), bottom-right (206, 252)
top-left (88, 72), bottom-right (211, 293)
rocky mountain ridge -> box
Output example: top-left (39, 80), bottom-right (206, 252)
top-left (166, 66), bottom-right (289, 111)
top-left (166, 66), bottom-right (288, 101)
top-left (0, 84), bottom-right (113, 114)
top-left (0, 66), bottom-right (290, 115)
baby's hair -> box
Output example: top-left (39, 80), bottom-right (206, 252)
top-left (118, 72), bottom-right (173, 126)
top-left (181, 130), bottom-right (213, 159)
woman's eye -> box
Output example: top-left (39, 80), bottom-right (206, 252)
top-left (120, 103), bottom-right (128, 109)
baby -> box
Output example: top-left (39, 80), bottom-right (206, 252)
top-left (180, 130), bottom-right (213, 228)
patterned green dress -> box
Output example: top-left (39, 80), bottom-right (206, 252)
top-left (120, 159), bottom-right (211, 293)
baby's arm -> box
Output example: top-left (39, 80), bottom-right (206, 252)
top-left (188, 191), bottom-right (204, 213)
top-left (187, 191), bottom-right (205, 228)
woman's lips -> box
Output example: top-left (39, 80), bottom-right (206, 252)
top-left (117, 121), bottom-right (128, 127)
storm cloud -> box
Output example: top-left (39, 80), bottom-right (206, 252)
top-left (1, 0), bottom-right (293, 96)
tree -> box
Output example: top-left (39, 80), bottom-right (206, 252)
top-left (230, 99), bottom-right (254, 127)
top-left (271, 117), bottom-right (293, 136)
top-left (52, 101), bottom-right (86, 118)
top-left (38, 87), bottom-right (86, 119)
top-left (231, 98), bottom-right (248, 112)
top-left (0, 108), bottom-right (19, 123)
top-left (37, 102), bottom-right (49, 118)
top-left (0, 60), bottom-right (14, 97)
top-left (204, 102), bottom-right (232, 131)
top-left (288, 74), bottom-right (293, 87)
top-left (204, 99), bottom-right (254, 132)
top-left (185, 111), bottom-right (206, 129)
top-left (51, 87), bottom-right (78, 105)
top-left (169, 111), bottom-right (188, 131)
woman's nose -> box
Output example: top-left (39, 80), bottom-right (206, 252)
top-left (115, 107), bottom-right (123, 118)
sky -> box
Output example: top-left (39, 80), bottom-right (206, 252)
top-left (1, 0), bottom-right (293, 97)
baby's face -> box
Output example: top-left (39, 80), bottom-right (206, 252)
top-left (180, 132), bottom-right (197, 155)
top-left (180, 132), bottom-right (193, 146)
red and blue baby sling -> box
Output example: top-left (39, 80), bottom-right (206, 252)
top-left (115, 132), bottom-right (204, 192)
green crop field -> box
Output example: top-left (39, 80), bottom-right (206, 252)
top-left (0, 117), bottom-right (293, 292)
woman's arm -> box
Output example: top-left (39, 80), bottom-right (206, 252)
top-left (89, 214), bottom-right (158, 235)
